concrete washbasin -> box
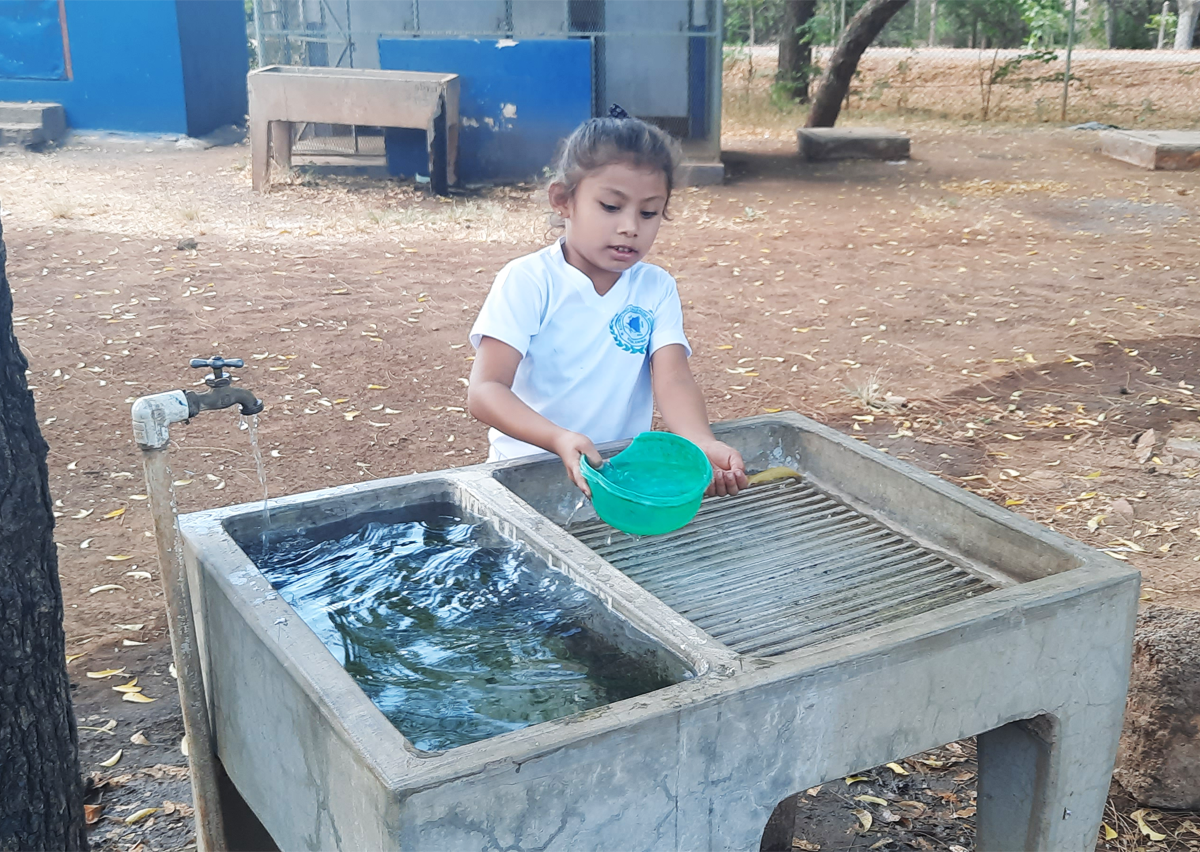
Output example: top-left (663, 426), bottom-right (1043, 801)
top-left (178, 413), bottom-right (1139, 851)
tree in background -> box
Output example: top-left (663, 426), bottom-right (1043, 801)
top-left (1176, 0), bottom-right (1200, 47)
top-left (805, 0), bottom-right (912, 126)
top-left (0, 219), bottom-right (87, 851)
top-left (777, 0), bottom-right (820, 101)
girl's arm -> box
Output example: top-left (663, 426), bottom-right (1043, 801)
top-left (651, 344), bottom-right (748, 497)
top-left (467, 336), bottom-right (603, 496)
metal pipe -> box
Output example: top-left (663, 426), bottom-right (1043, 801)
top-left (129, 359), bottom-right (261, 851)
top-left (141, 449), bottom-right (227, 852)
top-left (252, 0), bottom-right (265, 68)
top-left (1062, 0), bottom-right (1078, 121)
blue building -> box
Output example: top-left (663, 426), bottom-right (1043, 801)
top-left (0, 0), bottom-right (249, 136)
top-left (251, 0), bottom-right (723, 183)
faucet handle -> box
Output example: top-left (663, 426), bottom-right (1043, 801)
top-left (190, 356), bottom-right (246, 387)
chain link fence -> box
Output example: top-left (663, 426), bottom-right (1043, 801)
top-left (724, 0), bottom-right (1200, 129)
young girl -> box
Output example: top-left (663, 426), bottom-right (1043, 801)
top-left (467, 108), bottom-right (747, 499)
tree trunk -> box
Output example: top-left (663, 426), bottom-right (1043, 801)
top-left (806, 0), bottom-right (912, 127)
top-left (777, 0), bottom-right (818, 102)
top-left (1177, 0), bottom-right (1200, 49)
top-left (0, 219), bottom-right (87, 851)
top-left (928, 0), bottom-right (937, 45)
top-left (1105, 0), bottom-right (1116, 48)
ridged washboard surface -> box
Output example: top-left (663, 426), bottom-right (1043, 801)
top-left (568, 477), bottom-right (998, 657)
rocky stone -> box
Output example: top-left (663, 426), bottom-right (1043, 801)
top-left (1165, 437), bottom-right (1200, 459)
top-left (1115, 605), bottom-right (1200, 809)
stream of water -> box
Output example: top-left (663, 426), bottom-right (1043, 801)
top-left (241, 414), bottom-right (271, 558)
top-left (246, 508), bottom-right (675, 752)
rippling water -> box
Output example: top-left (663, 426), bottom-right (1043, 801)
top-left (250, 508), bottom-right (674, 752)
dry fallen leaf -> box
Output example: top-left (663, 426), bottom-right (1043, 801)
top-left (65, 652), bottom-right (86, 663)
top-left (180, 734), bottom-right (189, 756)
top-left (84, 804), bottom-right (104, 825)
top-left (1102, 822), bottom-right (1118, 841)
top-left (103, 508), bottom-right (126, 520)
top-left (104, 554), bottom-right (134, 562)
top-left (130, 732), bottom-right (151, 746)
top-left (852, 808), bottom-right (873, 832)
top-left (116, 623), bottom-right (145, 630)
top-left (112, 678), bottom-right (142, 694)
top-left (99, 749), bottom-right (123, 768)
top-left (792, 840), bottom-right (820, 851)
top-left (88, 584), bottom-right (125, 595)
top-left (86, 668), bottom-right (127, 679)
top-left (1132, 809), bottom-right (1166, 842)
top-left (122, 692), bottom-right (157, 704)
top-left (844, 775), bottom-right (871, 785)
top-left (72, 509), bottom-right (94, 519)
top-left (855, 794), bottom-right (889, 806)
top-left (124, 807), bottom-right (158, 825)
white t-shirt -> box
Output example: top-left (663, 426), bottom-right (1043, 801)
top-left (470, 239), bottom-right (691, 460)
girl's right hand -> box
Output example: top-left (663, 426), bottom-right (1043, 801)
top-left (553, 430), bottom-right (602, 498)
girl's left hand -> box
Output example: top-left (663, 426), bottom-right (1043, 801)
top-left (698, 440), bottom-right (748, 498)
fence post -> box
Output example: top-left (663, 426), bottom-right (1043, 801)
top-left (252, 0), bottom-right (264, 68)
top-left (1061, 0), bottom-right (1078, 122)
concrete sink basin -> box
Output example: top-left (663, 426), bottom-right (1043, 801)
top-left (178, 413), bottom-right (1138, 851)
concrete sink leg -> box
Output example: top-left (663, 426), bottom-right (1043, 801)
top-left (979, 707), bottom-right (1127, 852)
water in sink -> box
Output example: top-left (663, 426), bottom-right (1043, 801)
top-left (248, 506), bottom-right (675, 752)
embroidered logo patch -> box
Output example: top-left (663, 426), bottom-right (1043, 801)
top-left (609, 306), bottom-right (653, 354)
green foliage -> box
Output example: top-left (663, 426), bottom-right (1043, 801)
top-left (724, 0), bottom-right (788, 44)
top-left (1018, 0), bottom-right (1067, 46)
top-left (1146, 9), bottom-right (1177, 43)
top-left (944, 0), bottom-right (1030, 47)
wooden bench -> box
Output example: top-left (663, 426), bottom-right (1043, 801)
top-left (248, 66), bottom-right (459, 193)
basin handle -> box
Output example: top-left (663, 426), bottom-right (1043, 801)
top-left (190, 356), bottom-right (246, 388)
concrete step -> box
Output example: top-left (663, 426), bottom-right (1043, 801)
top-left (1101, 130), bottom-right (1200, 171)
top-left (797, 127), bottom-right (910, 161)
top-left (0, 101), bottom-right (66, 147)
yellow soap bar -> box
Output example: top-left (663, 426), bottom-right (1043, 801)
top-left (746, 466), bottom-right (802, 486)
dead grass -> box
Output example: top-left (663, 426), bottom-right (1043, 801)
top-left (0, 148), bottom-right (546, 248)
top-left (722, 46), bottom-right (1200, 138)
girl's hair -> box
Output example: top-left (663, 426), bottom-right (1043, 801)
top-left (550, 112), bottom-right (682, 215)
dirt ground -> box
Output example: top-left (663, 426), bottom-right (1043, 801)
top-left (3, 117), bottom-right (1199, 850)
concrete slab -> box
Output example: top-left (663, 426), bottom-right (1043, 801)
top-left (0, 101), bottom-right (65, 147)
top-left (681, 159), bottom-right (725, 185)
top-left (797, 127), bottom-right (910, 161)
top-left (1100, 130), bottom-right (1200, 171)
top-left (179, 413), bottom-right (1138, 852)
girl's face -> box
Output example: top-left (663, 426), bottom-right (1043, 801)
top-left (552, 161), bottom-right (669, 292)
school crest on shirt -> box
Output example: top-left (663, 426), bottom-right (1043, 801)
top-left (609, 306), bottom-right (654, 354)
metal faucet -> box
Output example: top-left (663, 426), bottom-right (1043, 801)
top-left (131, 356), bottom-right (264, 450)
top-left (128, 355), bottom-right (265, 850)
top-left (186, 357), bottom-right (264, 417)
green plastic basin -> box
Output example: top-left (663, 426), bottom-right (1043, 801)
top-left (580, 432), bottom-right (712, 536)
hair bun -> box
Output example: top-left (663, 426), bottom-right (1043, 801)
top-left (607, 104), bottom-right (630, 119)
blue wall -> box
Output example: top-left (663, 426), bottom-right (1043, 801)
top-left (0, 0), bottom-right (66, 80)
top-left (0, 0), bottom-right (246, 135)
top-left (378, 38), bottom-right (592, 184)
